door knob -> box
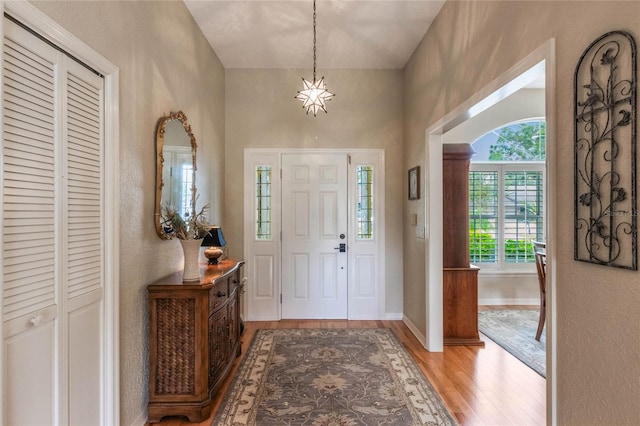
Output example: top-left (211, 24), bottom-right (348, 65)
top-left (30, 314), bottom-right (44, 327)
top-left (333, 243), bottom-right (347, 252)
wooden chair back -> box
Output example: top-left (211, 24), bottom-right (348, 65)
top-left (532, 241), bottom-right (546, 287)
top-left (532, 240), bottom-right (546, 341)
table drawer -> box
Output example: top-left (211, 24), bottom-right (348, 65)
top-left (209, 278), bottom-right (229, 311)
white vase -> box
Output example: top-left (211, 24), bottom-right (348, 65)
top-left (180, 238), bottom-right (203, 282)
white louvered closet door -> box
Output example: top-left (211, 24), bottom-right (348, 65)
top-left (2, 18), bottom-right (105, 426)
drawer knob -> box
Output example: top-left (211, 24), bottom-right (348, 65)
top-left (217, 291), bottom-right (226, 298)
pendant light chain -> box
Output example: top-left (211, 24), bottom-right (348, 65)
top-left (294, 0), bottom-right (334, 116)
top-left (313, 0), bottom-right (317, 81)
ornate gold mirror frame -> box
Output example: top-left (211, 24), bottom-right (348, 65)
top-left (155, 111), bottom-right (198, 239)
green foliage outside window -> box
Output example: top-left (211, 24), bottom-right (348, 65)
top-left (469, 232), bottom-right (497, 262)
top-left (504, 239), bottom-right (534, 262)
top-left (470, 232), bottom-right (534, 263)
top-left (489, 122), bottom-right (546, 161)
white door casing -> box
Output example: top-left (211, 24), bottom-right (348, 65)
top-left (243, 149), bottom-right (385, 321)
top-left (281, 154), bottom-right (348, 319)
top-left (422, 40), bottom-right (556, 423)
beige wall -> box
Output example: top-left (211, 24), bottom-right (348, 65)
top-left (31, 1), bottom-right (225, 424)
top-left (24, 0), bottom-right (640, 424)
top-left (225, 68), bottom-right (404, 316)
top-left (404, 1), bottom-right (640, 423)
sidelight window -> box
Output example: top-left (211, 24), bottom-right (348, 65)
top-left (356, 165), bottom-right (374, 239)
top-left (255, 166), bottom-right (272, 239)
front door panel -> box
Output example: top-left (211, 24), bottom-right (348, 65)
top-left (281, 154), bottom-right (348, 318)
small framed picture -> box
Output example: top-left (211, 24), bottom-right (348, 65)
top-left (408, 166), bottom-right (420, 200)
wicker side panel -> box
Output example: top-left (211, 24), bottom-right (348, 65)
top-left (155, 298), bottom-right (196, 395)
top-left (209, 306), bottom-right (229, 387)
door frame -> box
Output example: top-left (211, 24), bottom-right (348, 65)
top-left (422, 39), bottom-right (556, 424)
top-left (0, 2), bottom-right (120, 424)
top-left (243, 148), bottom-right (385, 321)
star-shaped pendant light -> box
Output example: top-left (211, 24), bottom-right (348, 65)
top-left (295, 0), bottom-right (334, 116)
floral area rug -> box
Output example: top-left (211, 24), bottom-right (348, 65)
top-left (213, 328), bottom-right (456, 425)
top-left (478, 309), bottom-right (546, 378)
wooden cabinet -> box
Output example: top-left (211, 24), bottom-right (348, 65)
top-left (147, 259), bottom-right (244, 423)
top-left (443, 266), bottom-right (483, 345)
top-left (442, 144), bottom-right (483, 346)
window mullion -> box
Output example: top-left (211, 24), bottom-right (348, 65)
top-left (498, 165), bottom-right (506, 269)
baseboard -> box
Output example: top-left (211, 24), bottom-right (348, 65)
top-left (402, 314), bottom-right (426, 347)
top-left (244, 315), bottom-right (280, 321)
top-left (129, 408), bottom-right (148, 426)
top-left (245, 314), bottom-right (403, 321)
top-left (479, 298), bottom-right (539, 305)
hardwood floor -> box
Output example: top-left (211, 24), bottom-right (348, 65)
top-left (151, 316), bottom-right (546, 426)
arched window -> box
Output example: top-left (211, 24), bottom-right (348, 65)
top-left (469, 120), bottom-right (546, 268)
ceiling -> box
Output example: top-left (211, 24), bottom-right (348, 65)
top-left (184, 0), bottom-right (446, 69)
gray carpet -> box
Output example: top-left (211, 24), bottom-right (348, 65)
top-left (478, 309), bottom-right (546, 378)
top-left (214, 328), bottom-right (457, 425)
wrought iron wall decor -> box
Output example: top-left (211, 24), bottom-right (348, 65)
top-left (574, 31), bottom-right (637, 270)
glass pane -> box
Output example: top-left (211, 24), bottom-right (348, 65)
top-left (469, 171), bottom-right (498, 263)
top-left (504, 171), bottom-right (543, 263)
top-left (180, 164), bottom-right (193, 219)
top-left (356, 166), bottom-right (374, 239)
top-left (471, 120), bottom-right (546, 161)
top-left (255, 166), bottom-right (272, 240)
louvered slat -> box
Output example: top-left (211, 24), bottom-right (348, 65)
top-left (4, 140), bottom-right (54, 161)
top-left (68, 139), bottom-right (99, 157)
top-left (2, 35), bottom-right (56, 322)
top-left (4, 97), bottom-right (55, 126)
top-left (66, 70), bottom-right (103, 300)
top-left (4, 39), bottom-right (54, 78)
top-left (68, 116), bottom-right (100, 138)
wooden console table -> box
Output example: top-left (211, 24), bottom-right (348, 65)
top-left (147, 259), bottom-right (244, 423)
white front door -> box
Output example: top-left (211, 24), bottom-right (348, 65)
top-left (281, 154), bottom-right (348, 318)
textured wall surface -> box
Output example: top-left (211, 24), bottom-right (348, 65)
top-left (26, 0), bottom-right (640, 424)
top-left (225, 69), bottom-right (405, 316)
top-left (404, 1), bottom-right (640, 423)
top-left (30, 2), bottom-right (225, 424)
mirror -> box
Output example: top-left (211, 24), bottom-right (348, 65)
top-left (155, 111), bottom-right (198, 239)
